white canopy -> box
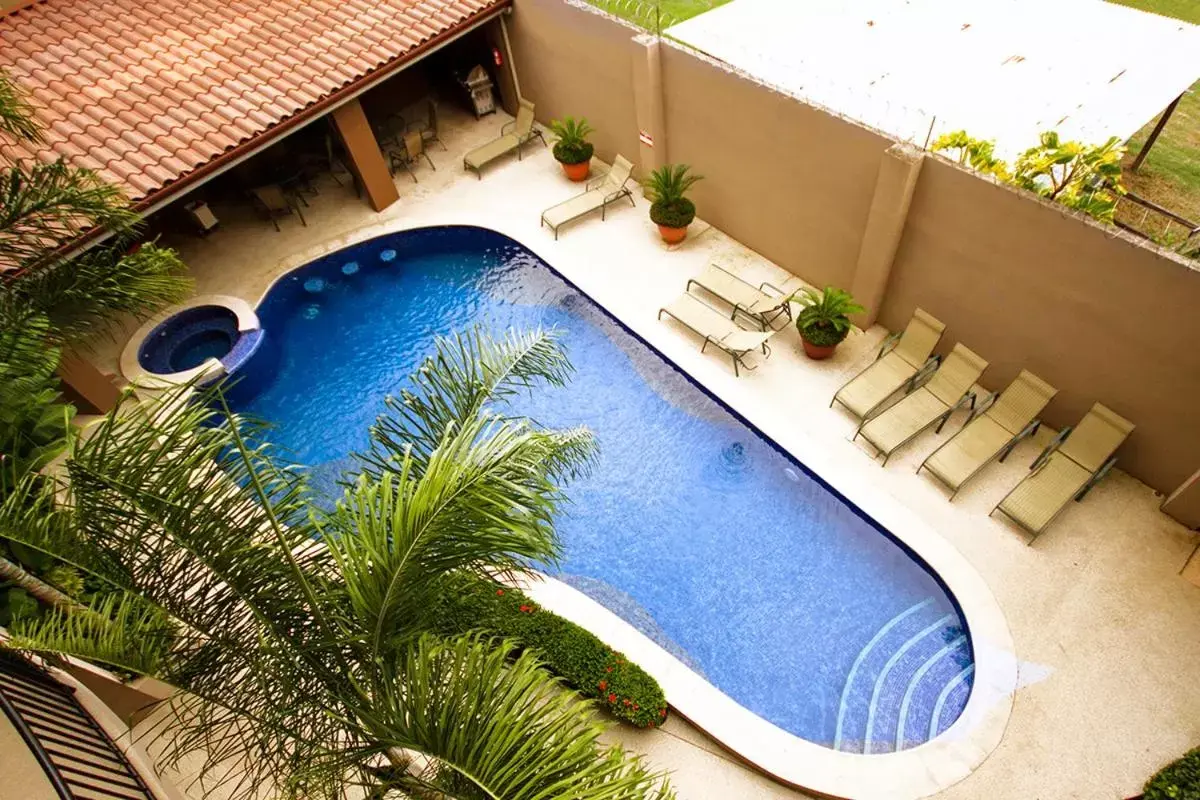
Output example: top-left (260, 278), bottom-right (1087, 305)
top-left (666, 0), bottom-right (1200, 158)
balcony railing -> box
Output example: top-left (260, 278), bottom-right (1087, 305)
top-left (0, 653), bottom-right (155, 800)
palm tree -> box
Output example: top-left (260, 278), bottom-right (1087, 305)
top-left (0, 329), bottom-right (673, 800)
top-left (0, 67), bottom-right (190, 342)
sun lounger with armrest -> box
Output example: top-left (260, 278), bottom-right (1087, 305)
top-left (540, 156), bottom-right (636, 239)
top-left (831, 308), bottom-right (945, 421)
top-left (463, 99), bottom-right (545, 178)
top-left (686, 263), bottom-right (792, 330)
top-left (658, 293), bottom-right (774, 377)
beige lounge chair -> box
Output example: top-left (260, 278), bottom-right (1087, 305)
top-left (831, 309), bottom-right (945, 421)
top-left (463, 99), bottom-right (545, 178)
top-left (686, 263), bottom-right (791, 331)
top-left (991, 403), bottom-right (1134, 541)
top-left (918, 370), bottom-right (1057, 498)
top-left (658, 293), bottom-right (774, 377)
top-left (540, 156), bottom-right (636, 239)
top-left (854, 343), bottom-right (988, 464)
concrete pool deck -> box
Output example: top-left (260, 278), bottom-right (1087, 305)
top-left (91, 108), bottom-right (1200, 799)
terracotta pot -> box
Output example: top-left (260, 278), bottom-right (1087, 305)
top-left (801, 336), bottom-right (838, 360)
top-left (561, 160), bottom-right (590, 181)
top-left (657, 224), bottom-right (688, 244)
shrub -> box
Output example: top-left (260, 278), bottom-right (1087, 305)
top-left (44, 565), bottom-right (85, 598)
top-left (433, 578), bottom-right (669, 728)
top-left (648, 198), bottom-right (695, 229)
top-left (1144, 747), bottom-right (1200, 800)
top-left (548, 117), bottom-right (595, 166)
top-left (791, 286), bottom-right (863, 347)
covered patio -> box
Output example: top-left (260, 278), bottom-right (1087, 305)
top-left (86, 107), bottom-right (1200, 800)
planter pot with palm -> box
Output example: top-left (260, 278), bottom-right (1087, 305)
top-left (645, 164), bottom-right (702, 244)
top-left (791, 286), bottom-right (864, 360)
top-left (549, 117), bottom-right (595, 181)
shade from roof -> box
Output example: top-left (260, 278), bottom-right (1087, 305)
top-left (0, 0), bottom-right (506, 204)
top-left (666, 0), bottom-right (1200, 159)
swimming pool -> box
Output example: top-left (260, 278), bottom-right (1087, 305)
top-left (231, 225), bottom-right (975, 755)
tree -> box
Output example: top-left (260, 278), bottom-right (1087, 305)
top-left (1, 329), bottom-right (674, 800)
top-left (0, 68), bottom-right (190, 343)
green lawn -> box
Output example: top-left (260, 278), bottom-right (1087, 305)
top-left (585, 0), bottom-right (729, 30)
top-left (1110, 0), bottom-right (1200, 230)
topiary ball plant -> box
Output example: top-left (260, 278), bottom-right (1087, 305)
top-left (548, 117), bottom-right (595, 181)
top-left (790, 286), bottom-right (864, 360)
top-left (644, 164), bottom-right (702, 244)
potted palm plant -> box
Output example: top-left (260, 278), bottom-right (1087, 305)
top-left (791, 286), bottom-right (864, 360)
top-left (548, 117), bottom-right (595, 181)
top-left (645, 164), bottom-right (702, 244)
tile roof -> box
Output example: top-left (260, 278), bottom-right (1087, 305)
top-left (0, 0), bottom-right (506, 204)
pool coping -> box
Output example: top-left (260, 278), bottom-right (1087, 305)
top-left (120, 294), bottom-right (259, 389)
top-left (239, 219), bottom-right (1018, 800)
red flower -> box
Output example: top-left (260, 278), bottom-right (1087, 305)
top-left (607, 693), bottom-right (617, 704)
top-left (647, 721), bottom-right (655, 728)
top-left (660, 708), bottom-right (667, 718)
top-left (518, 604), bottom-right (532, 613)
top-left (623, 698), bottom-right (631, 706)
top-left (605, 666), bottom-right (613, 673)
top-left (633, 704), bottom-right (639, 711)
top-left (496, 589), bottom-right (504, 596)
top-left (598, 680), bottom-right (607, 691)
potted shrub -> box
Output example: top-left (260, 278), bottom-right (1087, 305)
top-left (791, 286), bottom-right (864, 360)
top-left (645, 164), bottom-right (702, 244)
top-left (548, 117), bottom-right (595, 181)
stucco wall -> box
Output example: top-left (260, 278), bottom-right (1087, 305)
top-left (507, 0), bottom-right (641, 164)
top-left (882, 156), bottom-right (1200, 494)
top-left (658, 42), bottom-right (893, 289)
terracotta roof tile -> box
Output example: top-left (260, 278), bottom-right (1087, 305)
top-left (1, 0), bottom-right (506, 202)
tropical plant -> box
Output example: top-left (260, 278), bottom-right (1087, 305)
top-left (1143, 746), bottom-right (1200, 800)
top-left (645, 163), bottom-right (702, 228)
top-left (930, 130), bottom-right (1009, 180)
top-left (432, 576), bottom-right (669, 728)
top-left (790, 286), bottom-right (863, 347)
top-left (549, 116), bottom-right (596, 165)
top-left (1011, 132), bottom-right (1126, 223)
top-left (0, 328), bottom-right (673, 800)
top-left (932, 128), bottom-right (1127, 224)
top-left (0, 68), bottom-right (191, 342)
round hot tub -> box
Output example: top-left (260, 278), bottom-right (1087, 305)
top-left (122, 295), bottom-right (262, 389)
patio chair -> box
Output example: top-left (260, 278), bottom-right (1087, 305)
top-left (918, 370), bottom-right (1057, 498)
top-left (410, 96), bottom-right (446, 151)
top-left (831, 308), bottom-right (945, 421)
top-left (463, 99), bottom-right (545, 178)
top-left (854, 343), bottom-right (988, 464)
top-left (389, 131), bottom-right (435, 184)
top-left (540, 155), bottom-right (636, 239)
top-left (685, 263), bottom-right (792, 330)
top-left (658, 293), bottom-right (774, 377)
top-left (991, 402), bottom-right (1134, 542)
top-left (250, 184), bottom-right (306, 232)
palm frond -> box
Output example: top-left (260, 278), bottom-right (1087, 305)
top-left (7, 241), bottom-right (193, 343)
top-left (358, 327), bottom-right (586, 478)
top-left (0, 159), bottom-right (137, 274)
top-left (352, 634), bottom-right (674, 800)
top-left (0, 69), bottom-right (41, 143)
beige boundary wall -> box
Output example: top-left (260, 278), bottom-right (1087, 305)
top-left (506, 0), bottom-right (1200, 501)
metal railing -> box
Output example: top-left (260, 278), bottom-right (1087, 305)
top-left (1114, 189), bottom-right (1200, 259)
top-left (0, 653), bottom-right (156, 800)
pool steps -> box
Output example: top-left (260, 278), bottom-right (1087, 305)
top-left (833, 599), bottom-right (974, 753)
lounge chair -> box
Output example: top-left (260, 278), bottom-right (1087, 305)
top-left (686, 263), bottom-right (791, 330)
top-left (918, 370), bottom-right (1057, 498)
top-left (854, 343), bottom-right (988, 464)
top-left (250, 185), bottom-right (306, 232)
top-left (463, 99), bottom-right (545, 178)
top-left (540, 156), bottom-right (636, 239)
top-left (991, 403), bottom-right (1134, 542)
top-left (658, 293), bottom-right (774, 377)
top-left (831, 308), bottom-right (945, 421)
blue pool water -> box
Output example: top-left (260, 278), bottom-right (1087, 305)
top-left (231, 226), bottom-right (974, 753)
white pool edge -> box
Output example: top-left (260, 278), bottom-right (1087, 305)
top-left (231, 216), bottom-right (1018, 800)
top-left (120, 294), bottom-right (258, 389)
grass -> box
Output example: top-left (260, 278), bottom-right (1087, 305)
top-left (584, 0), bottom-right (729, 30)
top-left (1109, 0), bottom-right (1200, 235)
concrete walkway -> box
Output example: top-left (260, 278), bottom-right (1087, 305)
top-left (94, 106), bottom-right (1200, 800)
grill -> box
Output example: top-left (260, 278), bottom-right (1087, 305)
top-left (459, 65), bottom-right (496, 118)
top-left (0, 654), bottom-right (156, 800)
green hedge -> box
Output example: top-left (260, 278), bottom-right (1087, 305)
top-left (1144, 747), bottom-right (1200, 800)
top-left (433, 579), bottom-right (669, 728)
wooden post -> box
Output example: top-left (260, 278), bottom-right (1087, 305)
top-left (329, 100), bottom-right (399, 212)
top-left (1131, 93), bottom-right (1183, 173)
